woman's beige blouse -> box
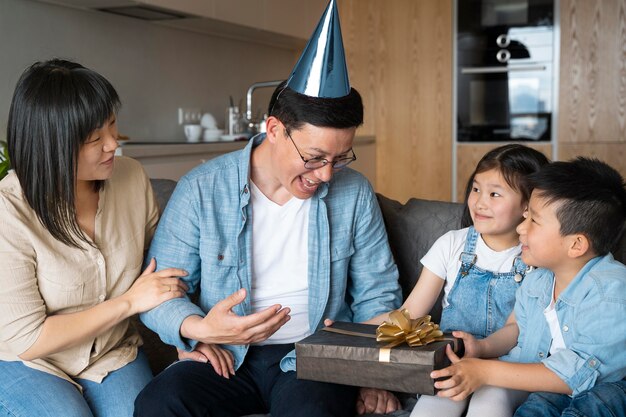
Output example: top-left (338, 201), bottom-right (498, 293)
top-left (0, 156), bottom-right (159, 386)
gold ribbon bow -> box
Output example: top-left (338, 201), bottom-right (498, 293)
top-left (376, 309), bottom-right (444, 352)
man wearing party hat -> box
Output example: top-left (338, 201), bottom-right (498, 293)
top-left (134, 1), bottom-right (401, 416)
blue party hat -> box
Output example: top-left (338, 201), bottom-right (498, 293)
top-left (285, 0), bottom-right (350, 98)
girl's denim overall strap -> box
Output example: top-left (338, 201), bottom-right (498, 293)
top-left (440, 227), bottom-right (525, 338)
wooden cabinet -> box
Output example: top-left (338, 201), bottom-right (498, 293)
top-left (37, 0), bottom-right (327, 48)
top-left (116, 141), bottom-right (247, 181)
top-left (342, 0), bottom-right (626, 203)
top-left (140, 0), bottom-right (327, 43)
top-left (557, 0), bottom-right (626, 177)
top-left (339, 0), bottom-right (453, 203)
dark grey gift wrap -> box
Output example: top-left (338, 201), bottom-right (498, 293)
top-left (295, 322), bottom-right (464, 395)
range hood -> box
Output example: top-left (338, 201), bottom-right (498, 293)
top-left (34, 0), bottom-right (307, 49)
top-left (37, 0), bottom-right (191, 20)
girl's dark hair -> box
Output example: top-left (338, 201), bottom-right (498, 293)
top-left (268, 81), bottom-right (363, 132)
top-left (461, 144), bottom-right (550, 227)
top-left (7, 59), bottom-right (120, 248)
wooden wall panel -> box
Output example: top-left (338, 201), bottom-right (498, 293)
top-left (456, 143), bottom-right (553, 202)
top-left (559, 143), bottom-right (626, 178)
top-left (559, 0), bottom-right (626, 144)
top-left (339, 0), bottom-right (453, 202)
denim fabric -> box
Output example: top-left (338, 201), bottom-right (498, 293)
top-left (134, 344), bottom-right (358, 417)
top-left (502, 254), bottom-right (626, 395)
top-left (440, 226), bottom-right (527, 338)
top-left (140, 134), bottom-right (401, 372)
top-left (0, 350), bottom-right (152, 417)
top-left (514, 379), bottom-right (626, 417)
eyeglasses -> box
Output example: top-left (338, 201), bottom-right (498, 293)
top-left (285, 128), bottom-right (357, 170)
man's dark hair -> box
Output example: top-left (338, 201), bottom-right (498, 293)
top-left (268, 81), bottom-right (363, 132)
top-left (7, 58), bottom-right (120, 248)
top-left (528, 157), bottom-right (626, 255)
top-left (461, 144), bottom-right (550, 227)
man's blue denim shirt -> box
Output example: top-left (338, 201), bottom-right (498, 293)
top-left (502, 254), bottom-right (626, 395)
top-left (140, 134), bottom-right (401, 372)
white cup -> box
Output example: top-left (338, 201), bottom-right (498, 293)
top-left (184, 124), bottom-right (202, 142)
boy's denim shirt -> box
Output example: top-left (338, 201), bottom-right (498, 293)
top-left (502, 254), bottom-right (626, 396)
top-left (140, 134), bottom-right (402, 372)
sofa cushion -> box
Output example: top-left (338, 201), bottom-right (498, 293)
top-left (376, 194), bottom-right (463, 322)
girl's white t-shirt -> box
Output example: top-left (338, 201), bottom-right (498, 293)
top-left (421, 227), bottom-right (523, 307)
top-left (249, 181), bottom-right (312, 344)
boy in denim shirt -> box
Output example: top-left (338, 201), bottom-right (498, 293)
top-left (430, 157), bottom-right (626, 416)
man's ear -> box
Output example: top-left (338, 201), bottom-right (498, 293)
top-left (265, 116), bottom-right (281, 144)
top-left (567, 234), bottom-right (591, 259)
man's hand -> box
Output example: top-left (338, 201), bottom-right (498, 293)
top-left (181, 288), bottom-right (291, 345)
top-left (356, 388), bottom-right (401, 415)
top-left (430, 345), bottom-right (487, 401)
top-left (177, 342), bottom-right (235, 379)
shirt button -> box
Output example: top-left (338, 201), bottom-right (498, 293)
top-left (217, 254), bottom-right (224, 261)
top-left (589, 359), bottom-right (597, 367)
top-left (98, 294), bottom-right (105, 301)
top-left (96, 258), bottom-right (103, 265)
top-left (538, 352), bottom-right (544, 358)
top-left (243, 186), bottom-right (249, 194)
top-left (562, 325), bottom-right (569, 332)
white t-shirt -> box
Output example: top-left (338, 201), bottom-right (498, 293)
top-left (421, 227), bottom-right (523, 307)
top-left (249, 181), bottom-right (311, 344)
top-left (544, 279), bottom-right (567, 355)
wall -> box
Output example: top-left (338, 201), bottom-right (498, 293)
top-left (0, 0), bottom-right (298, 142)
top-left (339, 0), bottom-right (453, 203)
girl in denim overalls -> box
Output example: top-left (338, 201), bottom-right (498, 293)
top-left (369, 145), bottom-right (549, 417)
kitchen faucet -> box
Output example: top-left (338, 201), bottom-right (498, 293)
top-left (245, 80), bottom-right (282, 133)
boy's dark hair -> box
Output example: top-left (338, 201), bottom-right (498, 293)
top-left (461, 144), bottom-right (550, 227)
top-left (7, 59), bottom-right (120, 248)
top-left (268, 81), bottom-right (363, 133)
top-left (528, 157), bottom-right (626, 256)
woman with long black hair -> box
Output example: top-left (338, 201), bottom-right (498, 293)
top-left (0, 59), bottom-right (188, 417)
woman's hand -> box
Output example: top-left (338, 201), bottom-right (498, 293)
top-left (177, 342), bottom-right (235, 379)
top-left (122, 258), bottom-right (188, 314)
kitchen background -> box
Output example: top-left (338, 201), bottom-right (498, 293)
top-left (1, 0), bottom-right (625, 203)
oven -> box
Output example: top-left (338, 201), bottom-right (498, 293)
top-left (456, 0), bottom-right (555, 142)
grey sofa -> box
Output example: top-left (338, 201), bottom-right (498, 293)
top-left (143, 179), bottom-right (626, 415)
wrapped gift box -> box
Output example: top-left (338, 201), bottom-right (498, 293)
top-left (295, 321), bottom-right (463, 395)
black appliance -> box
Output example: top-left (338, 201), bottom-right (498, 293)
top-left (456, 0), bottom-right (555, 142)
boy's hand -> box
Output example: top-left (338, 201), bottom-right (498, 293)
top-left (430, 345), bottom-right (487, 401)
top-left (451, 330), bottom-right (483, 358)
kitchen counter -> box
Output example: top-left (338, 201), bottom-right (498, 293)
top-left (117, 136), bottom-right (377, 185)
top-left (117, 140), bottom-right (248, 158)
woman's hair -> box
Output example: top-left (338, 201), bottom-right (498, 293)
top-left (461, 144), bottom-right (550, 227)
top-left (7, 59), bottom-right (120, 248)
top-left (268, 81), bottom-right (363, 133)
